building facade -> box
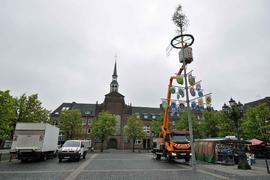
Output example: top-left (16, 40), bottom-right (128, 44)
top-left (51, 62), bottom-right (162, 150)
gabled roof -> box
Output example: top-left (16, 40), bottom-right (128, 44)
top-left (51, 102), bottom-right (96, 117)
top-left (132, 106), bottom-right (162, 114)
top-left (244, 97), bottom-right (270, 108)
top-left (132, 106), bottom-right (162, 120)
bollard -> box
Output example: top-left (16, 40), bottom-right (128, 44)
top-left (266, 159), bottom-right (270, 174)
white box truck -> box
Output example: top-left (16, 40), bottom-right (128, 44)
top-left (10, 123), bottom-right (59, 162)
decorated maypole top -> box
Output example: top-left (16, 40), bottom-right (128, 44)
top-left (162, 4), bottom-right (212, 112)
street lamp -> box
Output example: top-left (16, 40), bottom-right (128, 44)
top-left (222, 98), bottom-right (244, 141)
top-left (222, 98), bottom-right (250, 169)
top-left (85, 111), bottom-right (91, 139)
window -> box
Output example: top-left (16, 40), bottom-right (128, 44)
top-left (61, 107), bottom-right (69, 111)
top-left (82, 119), bottom-right (86, 125)
top-left (144, 125), bottom-right (150, 135)
top-left (85, 111), bottom-right (91, 115)
top-left (135, 113), bottom-right (140, 119)
top-left (135, 139), bottom-right (142, 145)
top-left (87, 129), bottom-right (91, 134)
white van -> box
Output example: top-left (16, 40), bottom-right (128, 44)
top-left (58, 140), bottom-right (87, 162)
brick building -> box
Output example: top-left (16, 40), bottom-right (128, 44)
top-left (51, 62), bottom-right (162, 150)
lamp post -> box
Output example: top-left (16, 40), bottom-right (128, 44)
top-left (222, 98), bottom-right (243, 141)
top-left (85, 111), bottom-right (91, 139)
top-left (222, 98), bottom-right (250, 169)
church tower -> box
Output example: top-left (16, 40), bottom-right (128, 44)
top-left (110, 61), bottom-right (119, 92)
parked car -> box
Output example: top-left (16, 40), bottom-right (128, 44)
top-left (58, 140), bottom-right (87, 162)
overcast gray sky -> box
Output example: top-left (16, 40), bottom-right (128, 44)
top-left (0, 0), bottom-right (269, 111)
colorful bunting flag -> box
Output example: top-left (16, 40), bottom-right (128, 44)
top-left (188, 74), bottom-right (195, 86)
top-left (198, 90), bottom-right (203, 97)
top-left (196, 83), bottom-right (201, 91)
top-left (170, 87), bottom-right (176, 94)
top-left (176, 75), bottom-right (184, 85)
top-left (190, 87), bottom-right (196, 96)
top-left (178, 88), bottom-right (185, 97)
top-left (205, 95), bottom-right (212, 105)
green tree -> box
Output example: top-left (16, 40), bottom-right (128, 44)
top-left (91, 112), bottom-right (117, 152)
top-left (8, 93), bottom-right (49, 138)
top-left (124, 114), bottom-right (146, 152)
top-left (201, 111), bottom-right (221, 138)
top-left (15, 94), bottom-right (49, 123)
top-left (151, 114), bottom-right (163, 138)
top-left (175, 112), bottom-right (202, 139)
top-left (241, 103), bottom-right (270, 142)
top-left (0, 90), bottom-right (16, 143)
top-left (216, 111), bottom-right (235, 137)
top-left (59, 109), bottom-right (82, 140)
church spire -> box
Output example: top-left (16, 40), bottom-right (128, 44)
top-left (110, 58), bottom-right (119, 93)
top-left (113, 60), bottom-right (117, 79)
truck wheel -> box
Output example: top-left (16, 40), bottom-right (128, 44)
top-left (40, 154), bottom-right (47, 161)
top-left (59, 158), bottom-right (62, 163)
top-left (156, 154), bottom-right (161, 160)
top-left (185, 157), bottom-right (190, 162)
top-left (21, 159), bottom-right (27, 163)
top-left (167, 155), bottom-right (173, 162)
top-left (43, 154), bottom-right (47, 161)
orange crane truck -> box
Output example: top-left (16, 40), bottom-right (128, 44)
top-left (152, 65), bottom-right (191, 162)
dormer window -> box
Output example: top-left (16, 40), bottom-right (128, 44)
top-left (61, 107), bottom-right (69, 111)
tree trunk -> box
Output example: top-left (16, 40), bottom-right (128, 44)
top-left (132, 138), bottom-right (135, 152)
top-left (101, 139), bottom-right (104, 152)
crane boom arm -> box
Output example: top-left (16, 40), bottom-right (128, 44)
top-left (161, 64), bottom-right (185, 135)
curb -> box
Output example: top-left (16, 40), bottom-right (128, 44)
top-left (0, 152), bottom-right (10, 162)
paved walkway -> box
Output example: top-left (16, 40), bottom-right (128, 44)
top-left (197, 161), bottom-right (270, 178)
top-left (0, 149), bottom-right (10, 161)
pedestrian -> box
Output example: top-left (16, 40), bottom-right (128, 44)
top-left (246, 152), bottom-right (251, 165)
top-left (251, 153), bottom-right (255, 165)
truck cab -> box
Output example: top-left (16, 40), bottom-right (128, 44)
top-left (167, 131), bottom-right (191, 161)
top-left (58, 140), bottom-right (87, 162)
top-left (152, 130), bottom-right (191, 162)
